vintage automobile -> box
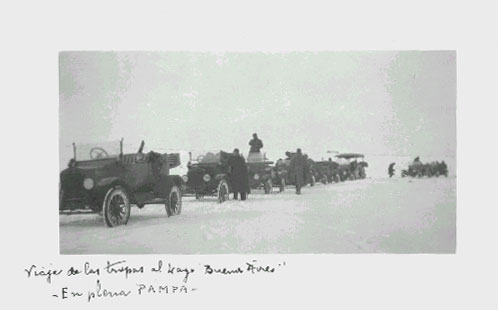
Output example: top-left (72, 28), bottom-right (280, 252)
top-left (59, 140), bottom-right (184, 227)
top-left (183, 150), bottom-right (232, 203)
top-left (246, 152), bottom-right (285, 193)
top-left (434, 161), bottom-right (449, 177)
top-left (335, 153), bottom-right (368, 180)
top-left (313, 159), bottom-right (341, 184)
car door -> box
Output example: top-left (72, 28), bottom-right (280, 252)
top-left (122, 153), bottom-right (151, 192)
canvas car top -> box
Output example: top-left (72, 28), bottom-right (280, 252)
top-left (335, 153), bottom-right (364, 159)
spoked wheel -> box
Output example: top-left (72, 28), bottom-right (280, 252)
top-left (103, 186), bottom-right (131, 227)
top-left (166, 185), bottom-right (182, 217)
top-left (264, 179), bottom-right (273, 194)
top-left (217, 179), bottom-right (229, 203)
top-left (279, 178), bottom-right (285, 192)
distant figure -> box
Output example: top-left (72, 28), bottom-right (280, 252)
top-left (289, 148), bottom-right (308, 195)
top-left (227, 148), bottom-right (250, 200)
top-left (413, 156), bottom-right (421, 164)
top-left (388, 162), bottom-right (396, 178)
top-left (441, 160), bottom-right (448, 176)
top-left (276, 158), bottom-right (284, 166)
top-left (248, 133), bottom-right (263, 153)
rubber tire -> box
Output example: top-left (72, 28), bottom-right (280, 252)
top-left (322, 175), bottom-right (328, 185)
top-left (217, 179), bottom-right (229, 203)
top-left (165, 185), bottom-right (182, 217)
top-left (103, 186), bottom-right (131, 228)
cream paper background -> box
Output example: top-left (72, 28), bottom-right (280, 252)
top-left (3, 0), bottom-right (497, 309)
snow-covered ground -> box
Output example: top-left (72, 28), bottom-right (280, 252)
top-left (59, 176), bottom-right (456, 254)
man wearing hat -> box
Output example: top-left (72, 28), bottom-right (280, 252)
top-left (289, 148), bottom-right (308, 195)
top-left (248, 133), bottom-right (263, 153)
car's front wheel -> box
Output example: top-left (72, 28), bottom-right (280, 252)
top-left (166, 185), bottom-right (182, 216)
top-left (103, 186), bottom-right (131, 227)
top-left (217, 179), bottom-right (229, 203)
top-left (279, 178), bottom-right (285, 192)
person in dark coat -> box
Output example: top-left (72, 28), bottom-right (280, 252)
top-left (388, 162), bottom-right (396, 178)
top-left (248, 133), bottom-right (263, 153)
top-left (289, 148), bottom-right (308, 194)
top-left (227, 148), bottom-right (250, 200)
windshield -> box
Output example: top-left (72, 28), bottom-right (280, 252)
top-left (188, 150), bottom-right (233, 165)
top-left (74, 140), bottom-right (121, 161)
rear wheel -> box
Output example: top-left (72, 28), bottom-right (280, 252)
top-left (103, 186), bottom-right (131, 227)
top-left (279, 178), bottom-right (285, 192)
top-left (310, 175), bottom-right (316, 186)
top-left (322, 175), bottom-right (328, 185)
top-left (217, 179), bottom-right (229, 203)
top-left (166, 185), bottom-right (182, 216)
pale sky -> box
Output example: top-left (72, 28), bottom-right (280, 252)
top-left (59, 51), bottom-right (456, 170)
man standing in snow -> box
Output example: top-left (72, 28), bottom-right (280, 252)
top-left (227, 148), bottom-right (250, 201)
top-left (289, 148), bottom-right (308, 195)
top-left (388, 162), bottom-right (396, 178)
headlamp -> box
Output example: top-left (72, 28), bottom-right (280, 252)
top-left (83, 178), bottom-right (94, 190)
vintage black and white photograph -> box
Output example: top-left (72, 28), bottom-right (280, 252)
top-left (7, 1), bottom-right (498, 309)
top-left (59, 51), bottom-right (456, 254)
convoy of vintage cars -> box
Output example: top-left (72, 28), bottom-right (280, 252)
top-left (60, 139), bottom-right (449, 227)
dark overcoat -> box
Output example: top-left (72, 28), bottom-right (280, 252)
top-left (289, 153), bottom-right (308, 186)
top-left (227, 155), bottom-right (250, 193)
top-left (249, 138), bottom-right (263, 153)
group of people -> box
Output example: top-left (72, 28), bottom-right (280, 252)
top-left (388, 157), bottom-right (448, 178)
top-left (226, 133), bottom-right (309, 201)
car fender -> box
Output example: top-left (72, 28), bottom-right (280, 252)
top-left (164, 175), bottom-right (184, 188)
top-left (214, 173), bottom-right (226, 181)
top-left (96, 177), bottom-right (123, 188)
top-left (95, 177), bottom-right (133, 200)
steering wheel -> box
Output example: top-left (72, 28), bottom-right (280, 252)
top-left (90, 147), bottom-right (108, 159)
